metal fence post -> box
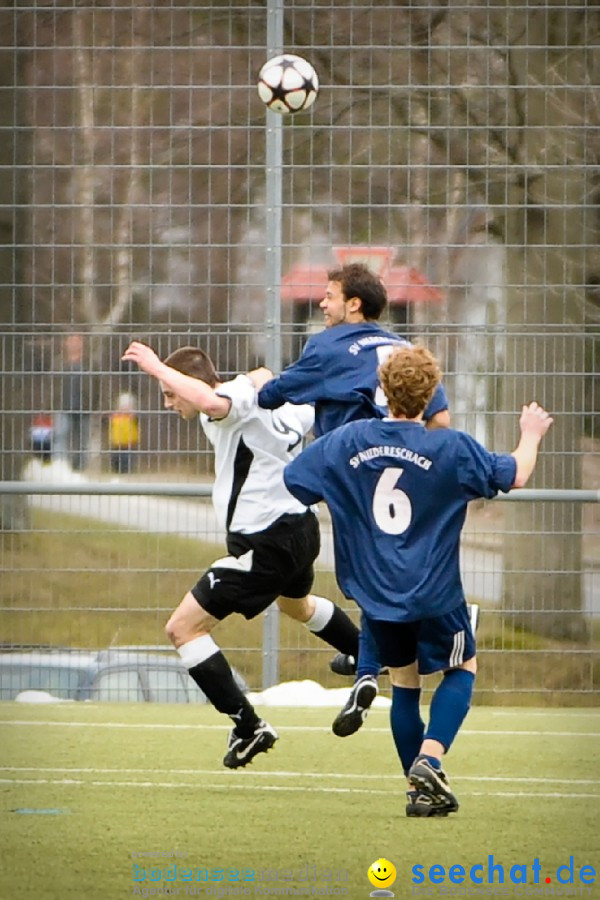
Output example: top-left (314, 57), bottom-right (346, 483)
top-left (261, 0), bottom-right (285, 690)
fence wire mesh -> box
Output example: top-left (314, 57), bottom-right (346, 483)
top-left (0, 2), bottom-right (598, 702)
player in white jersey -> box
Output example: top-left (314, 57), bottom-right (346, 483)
top-left (122, 341), bottom-right (360, 769)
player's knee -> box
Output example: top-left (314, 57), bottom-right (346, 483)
top-left (164, 614), bottom-right (179, 646)
top-left (389, 664), bottom-right (420, 689)
top-left (165, 609), bottom-right (192, 647)
top-left (457, 656), bottom-right (477, 675)
top-left (277, 594), bottom-right (312, 622)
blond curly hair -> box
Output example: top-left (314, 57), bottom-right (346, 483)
top-left (379, 344), bottom-right (442, 419)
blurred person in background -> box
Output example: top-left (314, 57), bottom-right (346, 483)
top-left (53, 333), bottom-right (89, 471)
top-left (29, 413), bottom-right (54, 464)
top-left (109, 391), bottom-right (140, 475)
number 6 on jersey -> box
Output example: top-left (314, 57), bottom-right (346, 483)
top-left (372, 467), bottom-right (412, 535)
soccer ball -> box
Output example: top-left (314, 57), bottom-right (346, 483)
top-left (257, 54), bottom-right (319, 115)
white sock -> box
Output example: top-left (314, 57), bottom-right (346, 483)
top-left (305, 595), bottom-right (335, 633)
top-left (177, 634), bottom-right (220, 669)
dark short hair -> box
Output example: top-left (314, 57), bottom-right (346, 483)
top-left (163, 346), bottom-right (219, 387)
top-left (379, 344), bottom-right (441, 419)
top-left (326, 262), bottom-right (388, 320)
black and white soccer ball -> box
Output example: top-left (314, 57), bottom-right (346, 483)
top-left (257, 54), bottom-right (319, 115)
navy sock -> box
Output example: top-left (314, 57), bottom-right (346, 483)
top-left (356, 616), bottom-right (382, 678)
top-left (390, 686), bottom-right (425, 775)
top-left (424, 668), bottom-right (475, 752)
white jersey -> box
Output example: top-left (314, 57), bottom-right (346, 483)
top-left (201, 374), bottom-right (315, 534)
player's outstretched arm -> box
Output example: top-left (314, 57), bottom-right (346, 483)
top-left (258, 342), bottom-right (323, 410)
top-left (122, 341), bottom-right (230, 418)
top-left (122, 341), bottom-right (164, 379)
top-left (510, 402), bottom-right (554, 488)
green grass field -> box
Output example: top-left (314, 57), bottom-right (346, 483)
top-left (3, 509), bottom-right (598, 702)
top-left (1, 702), bottom-right (598, 899)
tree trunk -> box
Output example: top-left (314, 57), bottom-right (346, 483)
top-left (72, 11), bottom-right (98, 325)
top-left (498, 4), bottom-right (592, 640)
top-left (0, 4), bottom-right (29, 530)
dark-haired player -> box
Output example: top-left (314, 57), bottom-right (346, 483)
top-left (251, 262), bottom-right (450, 736)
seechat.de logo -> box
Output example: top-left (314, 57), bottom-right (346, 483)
top-left (411, 855), bottom-right (595, 889)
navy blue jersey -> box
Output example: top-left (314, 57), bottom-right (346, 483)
top-left (258, 322), bottom-right (448, 437)
top-left (284, 418), bottom-right (516, 622)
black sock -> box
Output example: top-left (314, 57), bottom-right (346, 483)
top-left (313, 604), bottom-right (359, 658)
top-left (188, 651), bottom-right (259, 737)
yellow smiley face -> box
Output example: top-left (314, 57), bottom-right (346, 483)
top-left (367, 858), bottom-right (397, 889)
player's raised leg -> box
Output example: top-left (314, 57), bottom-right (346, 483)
top-left (277, 593), bottom-right (359, 659)
top-left (331, 617), bottom-right (381, 736)
top-left (330, 611), bottom-right (384, 677)
top-left (166, 590), bottom-right (278, 769)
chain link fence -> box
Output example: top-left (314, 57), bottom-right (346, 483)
top-left (0, 2), bottom-right (598, 702)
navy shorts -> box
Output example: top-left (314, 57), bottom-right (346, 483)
top-left (191, 511), bottom-right (319, 621)
top-left (365, 603), bottom-right (476, 675)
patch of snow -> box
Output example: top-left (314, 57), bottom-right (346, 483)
top-left (14, 690), bottom-right (74, 704)
top-left (247, 679), bottom-right (390, 708)
top-left (22, 458), bottom-right (87, 485)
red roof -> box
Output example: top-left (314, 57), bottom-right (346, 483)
top-left (280, 264), bottom-right (330, 302)
top-left (386, 266), bottom-right (444, 304)
top-left (280, 262), bottom-right (443, 305)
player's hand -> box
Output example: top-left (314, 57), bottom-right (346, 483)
top-left (246, 366), bottom-right (274, 390)
top-left (122, 341), bottom-right (163, 377)
top-left (519, 402), bottom-right (553, 439)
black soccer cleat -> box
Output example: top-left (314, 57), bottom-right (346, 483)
top-left (329, 653), bottom-right (388, 678)
top-left (223, 719), bottom-right (278, 769)
top-left (329, 652), bottom-right (357, 676)
top-left (332, 674), bottom-right (378, 737)
top-left (405, 789), bottom-right (453, 818)
top-left (408, 755), bottom-right (459, 813)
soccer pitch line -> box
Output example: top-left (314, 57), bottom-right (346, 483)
top-left (1, 765), bottom-right (600, 787)
top-left (491, 709), bottom-right (600, 717)
top-left (0, 775), bottom-right (598, 801)
top-left (1, 718), bottom-right (599, 737)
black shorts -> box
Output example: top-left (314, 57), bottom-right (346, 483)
top-left (191, 511), bottom-right (320, 621)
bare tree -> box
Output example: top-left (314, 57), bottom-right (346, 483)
top-left (7, 0), bottom-right (598, 620)
top-left (407, 3), bottom-right (598, 638)
top-left (301, 3), bottom-right (598, 638)
top-left (494, 6), bottom-right (596, 639)
top-left (0, 3), bottom-right (29, 529)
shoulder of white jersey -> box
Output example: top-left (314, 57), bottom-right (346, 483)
top-left (211, 374), bottom-right (255, 423)
top-left (278, 401), bottom-right (315, 436)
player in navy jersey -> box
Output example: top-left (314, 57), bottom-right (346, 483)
top-left (122, 340), bottom-right (360, 770)
top-left (251, 262), bottom-right (450, 734)
top-left (256, 262), bottom-right (449, 437)
top-left (284, 344), bottom-right (553, 816)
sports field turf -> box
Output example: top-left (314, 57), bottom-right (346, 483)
top-left (1, 702), bottom-right (598, 899)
